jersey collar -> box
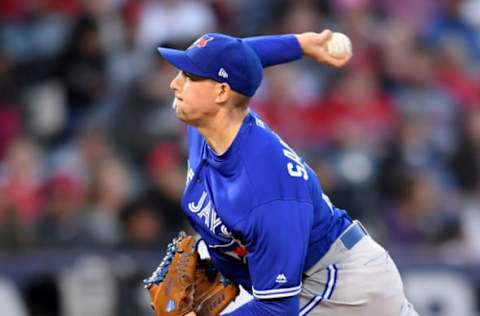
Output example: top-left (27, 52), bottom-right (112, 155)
top-left (204, 112), bottom-right (253, 167)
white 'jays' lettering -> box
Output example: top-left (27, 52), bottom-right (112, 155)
top-left (188, 191), bottom-right (229, 235)
top-left (188, 191), bottom-right (207, 213)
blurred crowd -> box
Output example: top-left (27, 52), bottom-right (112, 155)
top-left (0, 0), bottom-right (480, 264)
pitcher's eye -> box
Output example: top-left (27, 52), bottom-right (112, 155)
top-left (183, 71), bottom-right (208, 82)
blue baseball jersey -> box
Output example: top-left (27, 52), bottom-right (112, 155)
top-left (182, 111), bottom-right (352, 305)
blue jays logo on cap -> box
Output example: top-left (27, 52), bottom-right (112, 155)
top-left (190, 35), bottom-right (214, 49)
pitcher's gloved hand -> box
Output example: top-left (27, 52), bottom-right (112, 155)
top-left (144, 233), bottom-right (239, 316)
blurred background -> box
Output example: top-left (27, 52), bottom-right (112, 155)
top-left (0, 0), bottom-right (479, 315)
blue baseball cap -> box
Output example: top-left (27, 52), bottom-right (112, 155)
top-left (157, 33), bottom-right (263, 97)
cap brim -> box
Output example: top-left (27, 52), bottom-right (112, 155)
top-left (157, 47), bottom-right (208, 78)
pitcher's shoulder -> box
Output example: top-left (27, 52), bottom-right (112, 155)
top-left (240, 118), bottom-right (311, 203)
top-left (241, 117), bottom-right (287, 172)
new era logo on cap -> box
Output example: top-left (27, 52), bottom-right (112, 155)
top-left (218, 68), bottom-right (228, 78)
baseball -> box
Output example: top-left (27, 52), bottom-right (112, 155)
top-left (326, 32), bottom-right (352, 59)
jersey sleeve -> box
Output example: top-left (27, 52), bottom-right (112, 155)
top-left (243, 35), bottom-right (302, 68)
top-left (242, 200), bottom-right (313, 299)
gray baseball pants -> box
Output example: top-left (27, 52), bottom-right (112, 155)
top-left (299, 221), bottom-right (418, 316)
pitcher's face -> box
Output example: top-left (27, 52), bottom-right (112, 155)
top-left (170, 71), bottom-right (221, 124)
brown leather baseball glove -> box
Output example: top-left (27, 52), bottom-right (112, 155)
top-left (194, 258), bottom-right (239, 316)
top-left (144, 232), bottom-right (197, 316)
top-left (144, 232), bottom-right (239, 316)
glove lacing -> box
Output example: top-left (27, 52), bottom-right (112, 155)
top-left (143, 232), bottom-right (187, 286)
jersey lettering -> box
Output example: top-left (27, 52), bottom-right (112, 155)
top-left (198, 201), bottom-right (212, 227)
top-left (188, 191), bottom-right (230, 234)
top-left (209, 207), bottom-right (223, 232)
top-left (287, 162), bottom-right (308, 180)
top-left (221, 225), bottom-right (232, 237)
top-left (188, 191), bottom-right (207, 213)
top-left (276, 135), bottom-right (309, 180)
top-left (283, 149), bottom-right (303, 165)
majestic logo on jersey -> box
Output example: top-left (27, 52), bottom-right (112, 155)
top-left (276, 274), bottom-right (287, 284)
top-left (190, 35), bottom-right (214, 49)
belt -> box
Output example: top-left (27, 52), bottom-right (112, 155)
top-left (304, 221), bottom-right (369, 277)
top-left (340, 220), bottom-right (367, 250)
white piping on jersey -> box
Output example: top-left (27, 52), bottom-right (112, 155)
top-left (252, 283), bottom-right (302, 299)
top-left (208, 239), bottom-right (237, 248)
top-left (207, 237), bottom-right (244, 249)
top-left (322, 193), bottom-right (335, 215)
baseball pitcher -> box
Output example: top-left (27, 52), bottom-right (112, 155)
top-left (144, 30), bottom-right (418, 316)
